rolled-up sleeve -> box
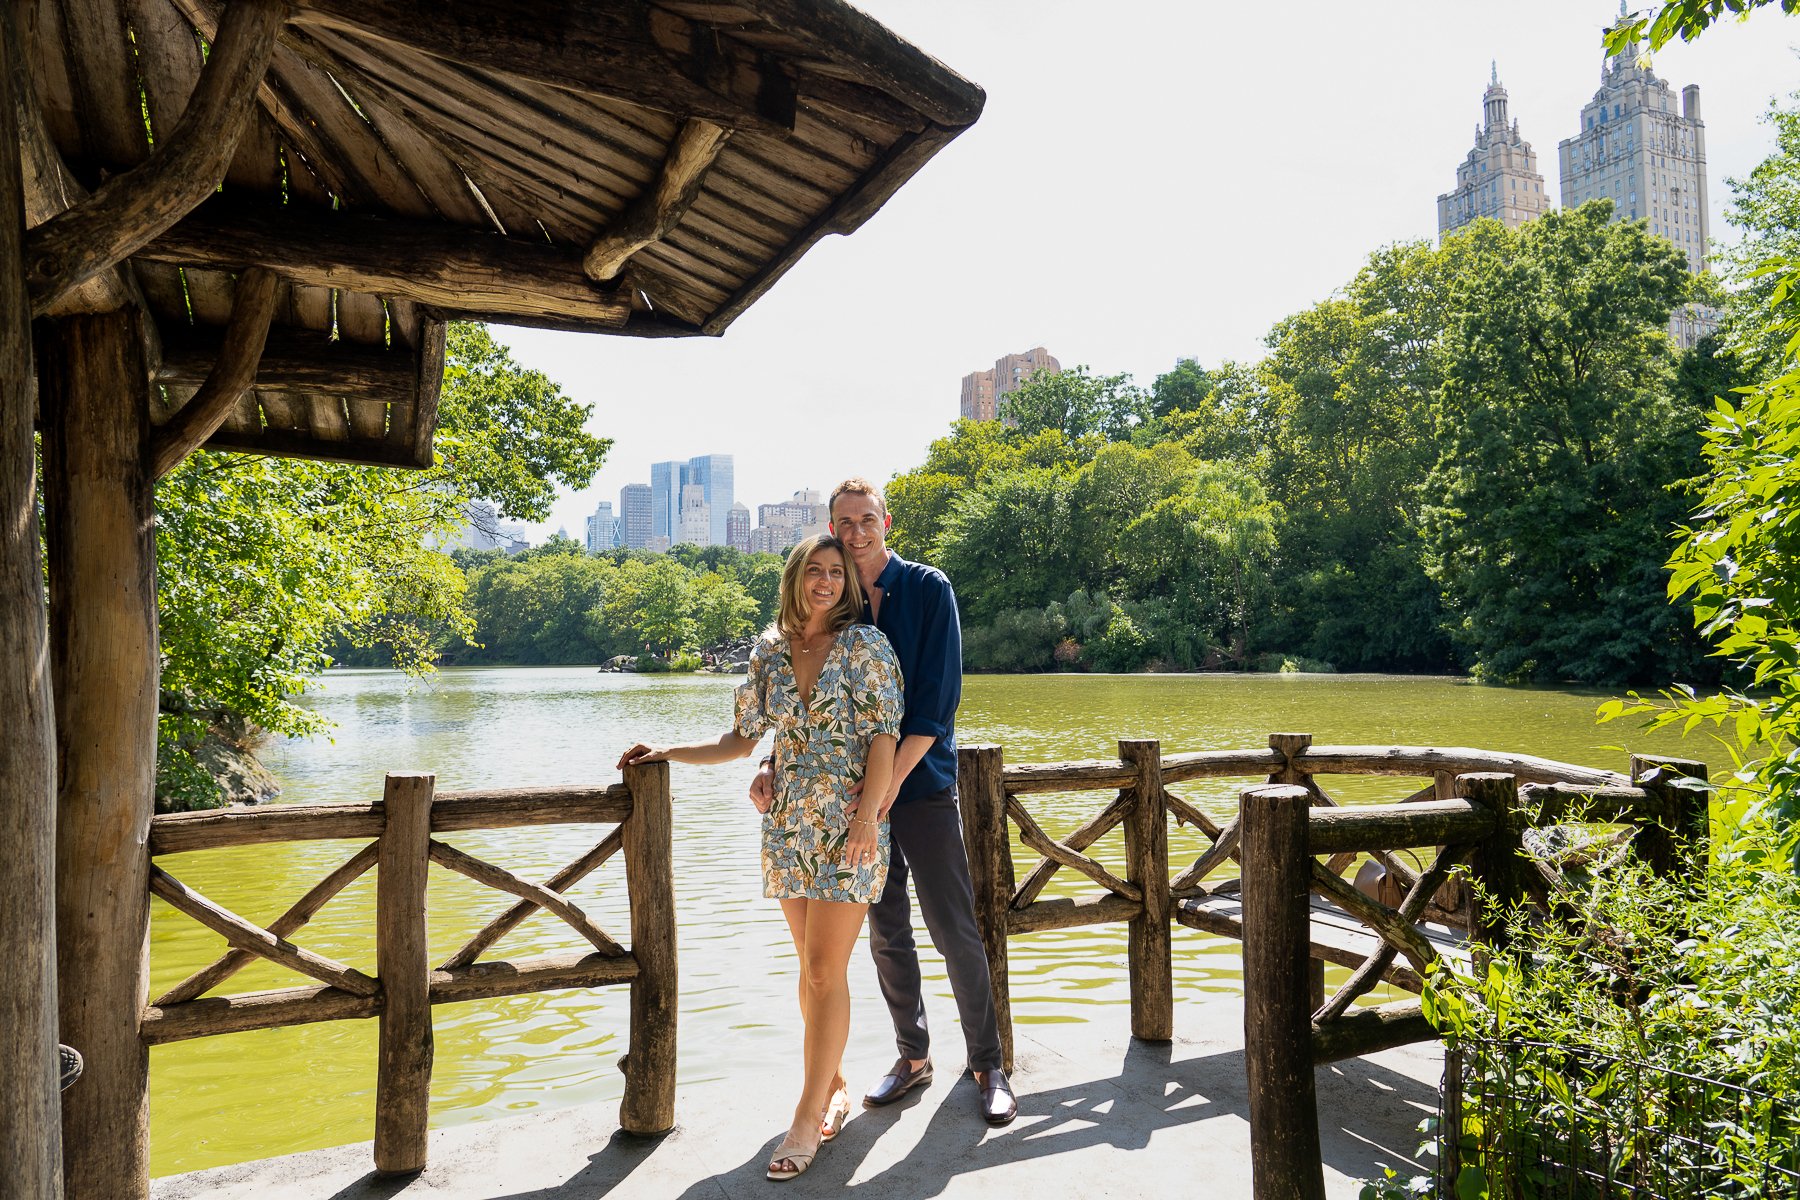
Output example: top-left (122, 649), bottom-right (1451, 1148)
top-left (733, 640), bottom-right (774, 741)
top-left (900, 571), bottom-right (961, 742)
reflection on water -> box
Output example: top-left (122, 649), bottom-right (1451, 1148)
top-left (149, 669), bottom-right (1716, 1175)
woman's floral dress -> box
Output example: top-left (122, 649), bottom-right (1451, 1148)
top-left (734, 624), bottom-right (905, 903)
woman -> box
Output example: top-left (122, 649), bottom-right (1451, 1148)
top-left (617, 533), bottom-right (903, 1181)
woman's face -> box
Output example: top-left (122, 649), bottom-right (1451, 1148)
top-left (801, 547), bottom-right (847, 619)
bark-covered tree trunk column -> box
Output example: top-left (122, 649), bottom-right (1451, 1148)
top-left (41, 308), bottom-right (158, 1200)
top-left (0, 9), bottom-right (62, 1199)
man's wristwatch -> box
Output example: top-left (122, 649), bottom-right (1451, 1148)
top-left (759, 755), bottom-right (775, 770)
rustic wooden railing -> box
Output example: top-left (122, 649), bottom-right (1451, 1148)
top-left (956, 734), bottom-right (1708, 1199)
top-left (141, 761), bottom-right (676, 1175)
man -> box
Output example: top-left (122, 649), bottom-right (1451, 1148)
top-left (751, 478), bottom-right (1015, 1126)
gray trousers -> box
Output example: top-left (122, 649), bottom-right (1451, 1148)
top-left (868, 785), bottom-right (1004, 1074)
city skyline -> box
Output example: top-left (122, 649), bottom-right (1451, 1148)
top-left (499, 1), bottom-right (1797, 544)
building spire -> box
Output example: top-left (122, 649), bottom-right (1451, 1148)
top-left (1491, 59), bottom-right (1498, 86)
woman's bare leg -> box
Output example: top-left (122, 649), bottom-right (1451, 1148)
top-left (777, 899), bottom-right (848, 1132)
top-left (789, 899), bottom-right (867, 1143)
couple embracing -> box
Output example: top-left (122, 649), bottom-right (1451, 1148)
top-left (617, 478), bottom-right (1014, 1181)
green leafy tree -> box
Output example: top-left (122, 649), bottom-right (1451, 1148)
top-left (998, 365), bottom-right (1148, 442)
top-left (933, 467), bottom-right (1080, 623)
top-left (155, 321), bottom-right (609, 808)
top-left (691, 570), bottom-right (760, 646)
top-left (885, 419), bottom-right (1086, 560)
top-left (1421, 203), bottom-right (1704, 684)
top-left (590, 557), bottom-right (696, 657)
top-left (1149, 357), bottom-right (1213, 418)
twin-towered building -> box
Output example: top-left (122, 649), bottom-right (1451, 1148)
top-left (1437, 33), bottom-right (1714, 344)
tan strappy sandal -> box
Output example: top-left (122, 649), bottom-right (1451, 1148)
top-left (820, 1086), bottom-right (852, 1141)
top-left (767, 1132), bottom-right (819, 1182)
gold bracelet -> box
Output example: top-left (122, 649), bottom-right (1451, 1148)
top-left (851, 816), bottom-right (879, 829)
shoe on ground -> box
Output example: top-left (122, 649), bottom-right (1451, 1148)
top-left (863, 1057), bottom-right (933, 1108)
top-left (976, 1068), bottom-right (1017, 1127)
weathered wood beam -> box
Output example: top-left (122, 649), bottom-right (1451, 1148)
top-left (742, 0), bottom-right (984, 127)
top-left (150, 268), bottom-right (278, 478)
top-left (289, 0), bottom-right (796, 135)
top-left (0, 6), bottom-right (60, 1196)
top-left (24, 0), bottom-right (288, 315)
top-left (42, 308), bottom-right (159, 1200)
top-left (142, 202), bottom-right (635, 331)
top-left (584, 120), bottom-right (732, 283)
top-left (156, 326), bottom-right (417, 406)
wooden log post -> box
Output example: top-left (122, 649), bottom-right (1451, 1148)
top-left (1120, 739), bottom-right (1172, 1042)
top-left (958, 745), bottom-right (1015, 1073)
top-left (374, 772), bottom-right (434, 1175)
top-left (1630, 754), bottom-right (1710, 877)
top-left (1240, 783), bottom-right (1326, 1200)
top-left (1459, 774), bottom-right (1521, 952)
top-left (0, 6), bottom-right (61, 1194)
top-left (620, 759), bottom-right (676, 1136)
top-left (1268, 733), bottom-right (1326, 1012)
top-left (42, 308), bottom-right (158, 1200)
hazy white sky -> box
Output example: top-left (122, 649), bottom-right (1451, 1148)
top-left (502, 1), bottom-right (1800, 542)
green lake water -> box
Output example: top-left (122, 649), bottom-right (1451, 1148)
top-left (147, 669), bottom-right (1722, 1176)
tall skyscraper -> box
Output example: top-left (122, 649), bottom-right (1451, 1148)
top-left (1558, 37), bottom-right (1708, 276)
top-left (727, 502), bottom-right (751, 553)
top-left (618, 483), bottom-right (653, 550)
top-left (678, 483), bottom-right (711, 547)
top-left (650, 454), bottom-right (734, 546)
top-left (1438, 64), bottom-right (1549, 237)
top-left (959, 347), bottom-right (1060, 422)
top-left (585, 501), bottom-right (618, 553)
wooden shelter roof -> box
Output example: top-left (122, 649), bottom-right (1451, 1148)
top-left (16, 0), bottom-right (983, 467)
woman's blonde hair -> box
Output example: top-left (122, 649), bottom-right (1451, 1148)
top-left (776, 533), bottom-right (865, 639)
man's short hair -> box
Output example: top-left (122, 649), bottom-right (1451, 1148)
top-left (829, 477), bottom-right (886, 517)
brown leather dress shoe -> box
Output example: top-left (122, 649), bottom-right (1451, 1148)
top-left (976, 1069), bottom-right (1017, 1126)
top-left (864, 1057), bottom-right (933, 1107)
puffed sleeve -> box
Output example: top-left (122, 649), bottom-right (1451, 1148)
top-left (851, 629), bottom-right (905, 741)
top-left (733, 637), bottom-right (775, 741)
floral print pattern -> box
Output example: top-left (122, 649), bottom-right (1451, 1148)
top-left (734, 624), bottom-right (904, 903)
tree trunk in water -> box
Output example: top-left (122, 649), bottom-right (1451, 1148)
top-left (42, 308), bottom-right (158, 1200)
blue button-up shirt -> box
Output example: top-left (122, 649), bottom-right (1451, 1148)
top-left (867, 552), bottom-right (962, 803)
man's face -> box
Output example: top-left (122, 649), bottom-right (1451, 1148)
top-left (830, 491), bottom-right (889, 569)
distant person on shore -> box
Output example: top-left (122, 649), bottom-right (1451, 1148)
top-left (618, 533), bottom-right (903, 1181)
top-left (751, 478), bottom-right (1017, 1128)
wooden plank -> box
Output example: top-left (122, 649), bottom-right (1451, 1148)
top-left (151, 784), bottom-right (633, 855)
top-left (26, 0), bottom-right (285, 314)
top-left (958, 745), bottom-right (1015, 1072)
top-left (141, 951), bottom-right (640, 1044)
top-left (154, 842), bottom-right (378, 1005)
top-left (0, 4), bottom-right (61, 1189)
top-left (1298, 746), bottom-right (1629, 788)
top-left (407, 319), bottom-right (444, 466)
top-left (156, 325), bottom-right (417, 406)
top-left (290, 0), bottom-right (799, 135)
top-left (151, 267), bottom-right (279, 478)
top-left (144, 201), bottom-right (636, 330)
top-left (57, 0), bottom-right (148, 168)
top-left (1307, 800), bottom-right (1497, 855)
top-left (427, 839), bottom-right (626, 958)
top-left (181, 266), bottom-right (237, 325)
top-left (41, 308), bottom-right (159, 1200)
top-left (1006, 893), bottom-right (1140, 935)
top-left (1121, 740), bottom-right (1171, 1042)
top-left (150, 865), bottom-right (380, 996)
top-left (1160, 748), bottom-right (1284, 783)
top-left (303, 393), bottom-right (352, 443)
top-left (442, 826), bottom-right (624, 970)
top-left (1175, 894), bottom-right (1460, 993)
top-left (1239, 784), bottom-right (1326, 1200)
top-left (586, 119), bottom-right (731, 281)
top-left (1001, 759), bottom-right (1134, 795)
top-left (1311, 1000), bottom-right (1436, 1065)
top-left (619, 760), bottom-right (676, 1135)
top-left (123, 0), bottom-right (204, 148)
top-left (374, 773), bottom-right (434, 1175)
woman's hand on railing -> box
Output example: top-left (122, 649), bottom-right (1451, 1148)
top-left (617, 743), bottom-right (672, 770)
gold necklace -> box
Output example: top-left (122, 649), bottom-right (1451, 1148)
top-left (793, 630), bottom-right (831, 656)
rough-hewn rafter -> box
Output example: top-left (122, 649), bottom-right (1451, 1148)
top-left (290, 0), bottom-right (797, 135)
top-left (585, 119), bottom-right (731, 283)
top-left (155, 326), bottom-right (418, 404)
top-left (150, 268), bottom-right (278, 479)
top-left (142, 202), bottom-right (635, 331)
top-left (23, 0), bottom-right (288, 315)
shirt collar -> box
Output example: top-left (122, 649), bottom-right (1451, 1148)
top-left (873, 550), bottom-right (902, 592)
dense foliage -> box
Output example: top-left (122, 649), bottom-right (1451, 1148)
top-left (891, 206), bottom-right (1719, 682)
top-left (154, 324), bottom-right (609, 809)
